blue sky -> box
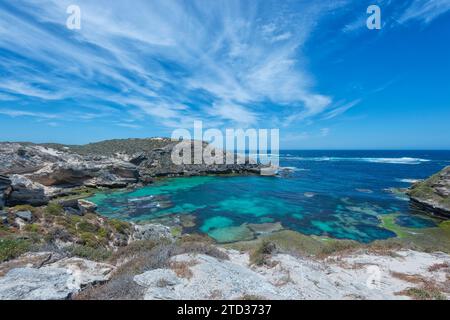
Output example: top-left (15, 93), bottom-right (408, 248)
top-left (0, 0), bottom-right (449, 149)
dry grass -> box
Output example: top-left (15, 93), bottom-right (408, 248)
top-left (249, 241), bottom-right (276, 266)
top-left (391, 271), bottom-right (424, 284)
top-left (75, 237), bottom-right (229, 300)
top-left (397, 284), bottom-right (447, 300)
top-left (273, 267), bottom-right (293, 287)
top-left (74, 274), bottom-right (144, 300)
top-left (392, 271), bottom-right (448, 300)
top-left (169, 260), bottom-right (197, 279)
top-left (428, 262), bottom-right (449, 272)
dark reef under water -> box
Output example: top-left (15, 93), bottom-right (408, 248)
top-left (88, 150), bottom-right (450, 243)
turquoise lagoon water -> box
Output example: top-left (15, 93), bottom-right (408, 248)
top-left (88, 151), bottom-right (450, 243)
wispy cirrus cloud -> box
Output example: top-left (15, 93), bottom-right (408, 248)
top-left (1, 0), bottom-right (446, 136)
top-left (0, 0), bottom-right (345, 129)
top-left (399, 0), bottom-right (450, 24)
top-left (323, 99), bottom-right (362, 120)
top-left (0, 109), bottom-right (59, 119)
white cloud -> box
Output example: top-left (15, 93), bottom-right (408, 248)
top-left (0, 109), bottom-right (59, 119)
top-left (0, 0), bottom-right (351, 129)
top-left (399, 0), bottom-right (450, 24)
top-left (323, 99), bottom-right (361, 120)
top-left (115, 122), bottom-right (142, 129)
top-left (207, 103), bottom-right (258, 125)
top-left (320, 128), bottom-right (330, 137)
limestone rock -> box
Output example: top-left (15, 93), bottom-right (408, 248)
top-left (56, 199), bottom-right (97, 216)
top-left (15, 210), bottom-right (33, 222)
top-left (408, 166), bottom-right (450, 218)
top-left (133, 249), bottom-right (450, 300)
top-left (0, 256), bottom-right (114, 300)
top-left (7, 175), bottom-right (48, 206)
top-left (0, 267), bottom-right (74, 300)
top-left (49, 257), bottom-right (114, 288)
top-left (132, 223), bottom-right (174, 242)
top-left (136, 253), bottom-right (280, 300)
top-left (78, 199), bottom-right (97, 213)
top-left (0, 175), bottom-right (11, 209)
top-left (134, 269), bottom-right (181, 288)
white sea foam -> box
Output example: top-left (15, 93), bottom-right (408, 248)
top-left (280, 156), bottom-right (430, 165)
top-left (397, 178), bottom-right (422, 183)
top-left (280, 166), bottom-right (309, 172)
top-left (128, 195), bottom-right (154, 202)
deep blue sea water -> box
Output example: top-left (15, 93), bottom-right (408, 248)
top-left (88, 151), bottom-right (450, 243)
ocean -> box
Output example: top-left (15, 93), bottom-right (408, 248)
top-left (88, 150), bottom-right (450, 243)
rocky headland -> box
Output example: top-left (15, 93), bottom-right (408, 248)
top-left (408, 166), bottom-right (450, 219)
top-left (0, 138), bottom-right (262, 209)
top-left (0, 140), bottom-right (449, 300)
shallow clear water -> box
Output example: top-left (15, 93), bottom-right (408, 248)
top-left (88, 150), bottom-right (450, 243)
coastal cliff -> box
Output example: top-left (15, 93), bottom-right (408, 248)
top-left (0, 138), bottom-right (261, 208)
top-left (408, 166), bottom-right (450, 218)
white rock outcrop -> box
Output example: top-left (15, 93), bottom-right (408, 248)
top-left (0, 257), bottom-right (114, 300)
top-left (133, 249), bottom-right (450, 300)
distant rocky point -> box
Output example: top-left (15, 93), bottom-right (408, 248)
top-left (0, 138), bottom-right (262, 208)
top-left (408, 166), bottom-right (450, 219)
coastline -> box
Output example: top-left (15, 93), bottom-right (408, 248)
top-left (1, 140), bottom-right (449, 300)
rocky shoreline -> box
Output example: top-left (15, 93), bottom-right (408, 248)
top-left (1, 139), bottom-right (450, 300)
top-left (0, 139), bottom-right (263, 209)
top-left (407, 166), bottom-right (450, 219)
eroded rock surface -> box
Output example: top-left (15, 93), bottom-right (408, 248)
top-left (133, 250), bottom-right (450, 300)
top-left (408, 166), bottom-right (450, 218)
top-left (132, 223), bottom-right (174, 242)
top-left (0, 139), bottom-right (263, 207)
top-left (0, 255), bottom-right (114, 300)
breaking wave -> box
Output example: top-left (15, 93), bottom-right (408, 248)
top-left (280, 156), bottom-right (430, 165)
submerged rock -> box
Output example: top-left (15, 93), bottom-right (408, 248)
top-left (248, 222), bottom-right (284, 235)
top-left (208, 225), bottom-right (255, 243)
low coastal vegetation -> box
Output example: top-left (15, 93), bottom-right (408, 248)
top-left (380, 214), bottom-right (450, 253)
top-left (0, 202), bottom-right (132, 263)
top-left (75, 234), bottom-right (229, 300)
top-left (48, 138), bottom-right (173, 156)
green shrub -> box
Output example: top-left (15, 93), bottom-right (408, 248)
top-left (400, 287), bottom-right (447, 300)
top-left (0, 238), bottom-right (31, 262)
top-left (78, 221), bottom-right (98, 233)
top-left (110, 219), bottom-right (130, 234)
top-left (12, 204), bottom-right (36, 212)
top-left (110, 240), bottom-right (160, 263)
top-left (97, 227), bottom-right (109, 239)
top-left (66, 245), bottom-right (112, 262)
top-left (249, 241), bottom-right (276, 266)
top-left (24, 223), bottom-right (41, 233)
top-left (319, 240), bottom-right (360, 257)
top-left (80, 232), bottom-right (101, 247)
top-left (44, 203), bottom-right (64, 216)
